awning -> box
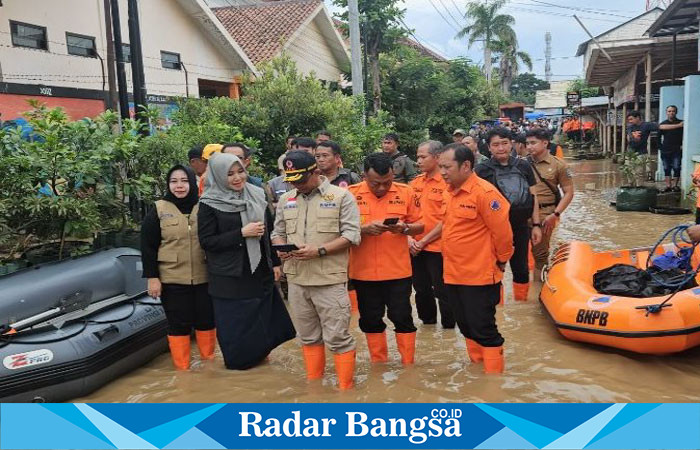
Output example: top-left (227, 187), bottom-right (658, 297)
top-left (648, 0), bottom-right (700, 37)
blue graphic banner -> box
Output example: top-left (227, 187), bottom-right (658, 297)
top-left (1, 403), bottom-right (699, 449)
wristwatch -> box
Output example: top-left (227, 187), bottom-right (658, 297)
top-left (318, 247), bottom-right (328, 257)
top-left (553, 211), bottom-right (561, 218)
top-left (402, 223), bottom-right (411, 235)
top-left (532, 223), bottom-right (542, 228)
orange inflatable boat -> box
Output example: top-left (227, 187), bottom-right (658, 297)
top-left (540, 241), bottom-right (700, 355)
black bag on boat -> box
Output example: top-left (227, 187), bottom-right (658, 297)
top-left (593, 263), bottom-right (697, 298)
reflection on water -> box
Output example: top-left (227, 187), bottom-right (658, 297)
top-left (78, 159), bottom-right (700, 404)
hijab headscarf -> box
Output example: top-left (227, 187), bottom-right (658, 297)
top-left (199, 152), bottom-right (266, 271)
top-left (163, 164), bottom-right (198, 214)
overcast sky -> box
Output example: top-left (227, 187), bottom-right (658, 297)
top-left (325, 0), bottom-right (652, 82)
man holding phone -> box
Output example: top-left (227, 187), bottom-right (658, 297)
top-left (271, 151), bottom-right (361, 390)
top-left (349, 153), bottom-right (424, 365)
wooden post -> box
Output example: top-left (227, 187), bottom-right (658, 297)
top-left (613, 105), bottom-right (618, 159)
top-left (621, 103), bottom-right (628, 162)
top-left (645, 51), bottom-right (653, 156)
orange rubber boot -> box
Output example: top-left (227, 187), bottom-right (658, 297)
top-left (195, 329), bottom-right (217, 360)
top-left (348, 290), bottom-right (359, 314)
top-left (483, 346), bottom-right (505, 374)
top-left (465, 338), bottom-right (483, 363)
top-left (395, 332), bottom-right (416, 365)
top-left (167, 335), bottom-right (191, 370)
top-left (333, 350), bottom-right (356, 390)
top-left (513, 282), bottom-right (529, 302)
top-left (365, 332), bottom-right (388, 363)
top-left (302, 344), bottom-right (326, 380)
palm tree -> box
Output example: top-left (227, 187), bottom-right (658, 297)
top-left (456, 0), bottom-right (515, 83)
top-left (492, 34), bottom-right (532, 95)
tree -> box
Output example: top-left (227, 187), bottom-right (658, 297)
top-left (457, 0), bottom-right (515, 83)
top-left (510, 73), bottom-right (549, 105)
top-left (334, 0), bottom-right (406, 113)
top-left (492, 34), bottom-right (532, 95)
top-left (569, 78), bottom-right (600, 98)
top-left (380, 48), bottom-right (505, 153)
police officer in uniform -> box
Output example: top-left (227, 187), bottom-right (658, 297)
top-left (525, 128), bottom-right (575, 277)
top-left (381, 133), bottom-right (416, 184)
top-left (272, 151), bottom-right (361, 390)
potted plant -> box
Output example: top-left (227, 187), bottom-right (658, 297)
top-left (616, 152), bottom-right (657, 212)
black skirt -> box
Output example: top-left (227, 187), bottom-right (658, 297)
top-left (212, 284), bottom-right (296, 370)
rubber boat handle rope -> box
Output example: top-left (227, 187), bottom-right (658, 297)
top-left (638, 225), bottom-right (700, 317)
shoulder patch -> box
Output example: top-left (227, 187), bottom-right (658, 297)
top-left (490, 199), bottom-right (501, 211)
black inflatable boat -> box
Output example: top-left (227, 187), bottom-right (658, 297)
top-left (0, 248), bottom-right (168, 402)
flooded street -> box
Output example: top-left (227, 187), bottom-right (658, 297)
top-left (79, 158), bottom-right (700, 404)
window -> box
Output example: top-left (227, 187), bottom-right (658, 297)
top-left (160, 51), bottom-right (181, 70)
top-left (66, 33), bottom-right (96, 57)
top-left (121, 44), bottom-right (131, 63)
top-left (10, 21), bottom-right (47, 50)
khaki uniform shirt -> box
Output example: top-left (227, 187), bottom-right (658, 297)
top-left (530, 153), bottom-right (573, 213)
top-left (155, 200), bottom-right (207, 285)
top-left (272, 177), bottom-right (361, 286)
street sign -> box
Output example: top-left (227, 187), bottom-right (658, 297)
top-left (567, 91), bottom-right (581, 107)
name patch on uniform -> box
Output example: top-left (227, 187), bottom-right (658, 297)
top-left (320, 202), bottom-right (338, 209)
top-left (490, 200), bottom-right (501, 211)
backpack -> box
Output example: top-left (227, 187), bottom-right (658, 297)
top-left (492, 163), bottom-right (534, 223)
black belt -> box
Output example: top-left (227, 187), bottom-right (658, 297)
top-left (539, 203), bottom-right (556, 208)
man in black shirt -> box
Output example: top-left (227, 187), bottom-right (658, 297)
top-left (475, 127), bottom-right (542, 302)
top-left (315, 141), bottom-right (362, 188)
top-left (626, 110), bottom-right (658, 155)
top-left (659, 105), bottom-right (684, 192)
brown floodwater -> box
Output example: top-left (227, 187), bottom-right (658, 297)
top-left (78, 158), bottom-right (700, 404)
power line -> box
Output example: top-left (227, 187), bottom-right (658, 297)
top-left (436, 0), bottom-right (465, 30)
top-left (426, 0), bottom-right (462, 33)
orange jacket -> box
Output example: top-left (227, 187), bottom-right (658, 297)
top-left (410, 172), bottom-right (447, 253)
top-left (441, 174), bottom-right (514, 286)
top-left (348, 182), bottom-right (422, 281)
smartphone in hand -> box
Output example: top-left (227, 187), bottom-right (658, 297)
top-left (272, 244), bottom-right (300, 253)
top-left (383, 217), bottom-right (400, 226)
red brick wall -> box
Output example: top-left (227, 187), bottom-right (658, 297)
top-left (0, 94), bottom-right (106, 121)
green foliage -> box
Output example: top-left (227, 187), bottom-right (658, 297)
top-left (619, 151), bottom-right (650, 187)
top-left (0, 103), bottom-right (158, 259)
top-left (380, 49), bottom-right (505, 154)
top-left (174, 56), bottom-right (390, 175)
top-left (510, 73), bottom-right (550, 105)
top-left (569, 78), bottom-right (601, 99)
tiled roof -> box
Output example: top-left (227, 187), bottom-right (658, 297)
top-left (213, 0), bottom-right (322, 65)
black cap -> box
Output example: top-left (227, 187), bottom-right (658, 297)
top-left (283, 151), bottom-right (317, 182)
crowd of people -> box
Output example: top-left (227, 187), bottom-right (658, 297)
top-left (141, 125), bottom-right (575, 390)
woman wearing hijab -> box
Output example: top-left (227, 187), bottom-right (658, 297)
top-left (141, 165), bottom-right (215, 370)
top-left (198, 152), bottom-right (296, 370)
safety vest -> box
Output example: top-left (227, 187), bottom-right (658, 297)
top-left (155, 200), bottom-right (207, 285)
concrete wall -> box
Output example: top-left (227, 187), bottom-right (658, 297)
top-left (681, 76), bottom-right (700, 194)
top-left (286, 15), bottom-right (344, 83)
top-left (0, 0), bottom-right (243, 98)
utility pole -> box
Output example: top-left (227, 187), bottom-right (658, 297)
top-left (348, 0), bottom-right (364, 99)
top-left (127, 0), bottom-right (148, 133)
top-left (545, 32), bottom-right (552, 83)
top-left (109, 0), bottom-right (130, 122)
top-left (103, 0), bottom-right (118, 111)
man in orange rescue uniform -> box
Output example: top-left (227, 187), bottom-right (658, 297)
top-left (438, 143), bottom-right (514, 373)
top-left (349, 152), bottom-right (424, 364)
top-left (410, 140), bottom-right (455, 328)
